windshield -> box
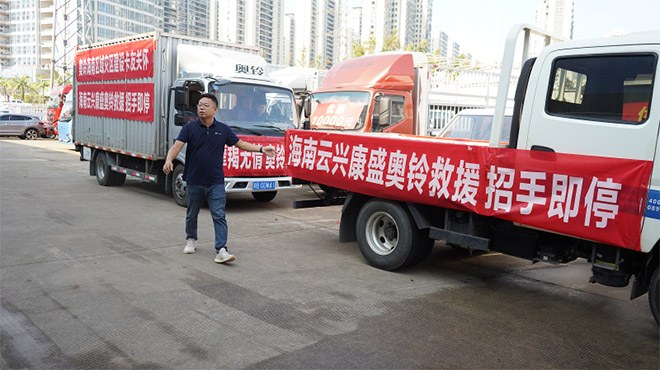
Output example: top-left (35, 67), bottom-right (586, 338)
top-left (309, 91), bottom-right (369, 130)
top-left (210, 82), bottom-right (296, 136)
top-left (439, 114), bottom-right (513, 143)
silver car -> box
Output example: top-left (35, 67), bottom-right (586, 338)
top-left (435, 108), bottom-right (513, 144)
top-left (0, 114), bottom-right (47, 140)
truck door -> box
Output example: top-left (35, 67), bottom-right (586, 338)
top-left (519, 46), bottom-right (660, 251)
top-left (520, 48), bottom-right (659, 160)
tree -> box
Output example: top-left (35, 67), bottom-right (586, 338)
top-left (297, 47), bottom-right (308, 67)
top-left (364, 36), bottom-right (376, 55)
top-left (10, 76), bottom-right (30, 101)
top-left (29, 79), bottom-right (50, 104)
top-left (0, 78), bottom-right (13, 102)
top-left (312, 55), bottom-right (324, 69)
top-left (351, 40), bottom-right (365, 58)
top-left (382, 31), bottom-right (400, 52)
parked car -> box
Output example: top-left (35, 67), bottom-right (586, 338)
top-left (0, 114), bottom-right (47, 140)
top-left (435, 108), bottom-right (513, 144)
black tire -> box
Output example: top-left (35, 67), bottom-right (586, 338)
top-left (95, 154), bottom-right (125, 186)
top-left (252, 191), bottom-right (277, 202)
top-left (24, 128), bottom-right (39, 140)
top-left (649, 267), bottom-right (660, 326)
top-left (172, 164), bottom-right (187, 207)
top-left (356, 200), bottom-right (432, 271)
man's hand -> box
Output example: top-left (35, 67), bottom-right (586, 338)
top-left (262, 145), bottom-right (276, 157)
top-left (163, 160), bottom-right (174, 174)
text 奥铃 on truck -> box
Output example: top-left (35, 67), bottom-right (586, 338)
top-left (286, 24), bottom-right (660, 325)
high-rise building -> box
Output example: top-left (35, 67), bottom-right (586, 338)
top-left (164, 0), bottom-right (209, 39)
top-left (6, 0), bottom-right (36, 73)
top-left (3, 0), bottom-right (217, 80)
top-left (84, 0), bottom-right (163, 43)
top-left (534, 0), bottom-right (574, 39)
top-left (360, 0), bottom-right (431, 52)
top-left (436, 31), bottom-right (449, 57)
top-left (283, 12), bottom-right (295, 66)
top-left (451, 40), bottom-right (460, 58)
top-left (211, 0), bottom-right (284, 64)
top-left (291, 0), bottom-right (316, 67)
top-left (335, 3), bottom-right (360, 61)
top-left (1, 0), bottom-right (12, 69)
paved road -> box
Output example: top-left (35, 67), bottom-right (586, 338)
top-left (1, 138), bottom-right (658, 369)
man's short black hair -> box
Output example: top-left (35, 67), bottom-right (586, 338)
top-left (200, 93), bottom-right (218, 107)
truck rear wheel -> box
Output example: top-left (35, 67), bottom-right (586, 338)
top-left (649, 267), bottom-right (660, 326)
top-left (172, 164), bottom-right (187, 207)
top-left (356, 200), bottom-right (433, 271)
top-left (252, 191), bottom-right (277, 202)
top-left (95, 154), bottom-right (125, 186)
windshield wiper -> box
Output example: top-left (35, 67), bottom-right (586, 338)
top-left (255, 123), bottom-right (287, 133)
top-left (229, 125), bottom-right (263, 136)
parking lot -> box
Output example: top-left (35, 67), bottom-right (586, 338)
top-left (1, 138), bottom-right (658, 369)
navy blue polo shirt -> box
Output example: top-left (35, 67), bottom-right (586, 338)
top-left (176, 118), bottom-right (239, 186)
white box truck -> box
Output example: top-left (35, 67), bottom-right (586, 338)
top-left (74, 32), bottom-right (300, 206)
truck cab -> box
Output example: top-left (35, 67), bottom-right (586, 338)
top-left (167, 45), bottom-right (300, 206)
top-left (302, 52), bottom-right (429, 136)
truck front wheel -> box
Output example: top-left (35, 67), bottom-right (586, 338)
top-left (95, 154), bottom-right (125, 186)
top-left (172, 164), bottom-right (187, 207)
top-left (649, 267), bottom-right (660, 326)
top-left (356, 200), bottom-right (432, 271)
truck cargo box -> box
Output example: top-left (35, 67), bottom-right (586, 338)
top-left (73, 32), bottom-right (258, 159)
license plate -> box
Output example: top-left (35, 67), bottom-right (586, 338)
top-left (253, 181), bottom-right (275, 190)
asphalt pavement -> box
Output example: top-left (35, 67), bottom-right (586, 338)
top-left (1, 138), bottom-right (658, 369)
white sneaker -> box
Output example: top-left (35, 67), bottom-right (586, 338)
top-left (183, 239), bottom-right (197, 254)
top-left (214, 248), bottom-right (235, 263)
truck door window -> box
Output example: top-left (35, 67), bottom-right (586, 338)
top-left (373, 95), bottom-right (405, 132)
top-left (547, 54), bottom-right (656, 124)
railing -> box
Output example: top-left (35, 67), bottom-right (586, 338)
top-left (425, 67), bottom-right (518, 131)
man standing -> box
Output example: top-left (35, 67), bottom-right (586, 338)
top-left (163, 93), bottom-right (276, 264)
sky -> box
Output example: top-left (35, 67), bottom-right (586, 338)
top-left (285, 0), bottom-right (660, 63)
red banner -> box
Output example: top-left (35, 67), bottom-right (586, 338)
top-left (224, 135), bottom-right (287, 177)
top-left (286, 130), bottom-right (653, 250)
top-left (75, 38), bottom-right (155, 82)
top-left (77, 83), bottom-right (154, 122)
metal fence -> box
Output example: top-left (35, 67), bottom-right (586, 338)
top-left (426, 66), bottom-right (519, 131)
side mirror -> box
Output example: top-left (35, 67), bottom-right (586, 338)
top-left (303, 98), bottom-right (311, 119)
top-left (174, 89), bottom-right (187, 111)
top-left (174, 113), bottom-right (186, 126)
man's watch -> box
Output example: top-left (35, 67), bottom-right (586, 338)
top-left (259, 146), bottom-right (263, 153)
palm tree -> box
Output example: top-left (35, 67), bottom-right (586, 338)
top-left (11, 76), bottom-right (31, 101)
top-left (0, 78), bottom-right (13, 102)
top-left (30, 79), bottom-right (51, 104)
